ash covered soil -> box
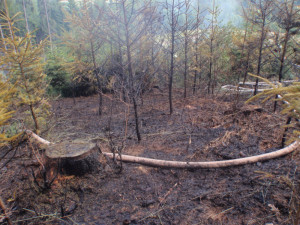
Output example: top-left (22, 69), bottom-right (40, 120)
top-left (1, 90), bottom-right (299, 225)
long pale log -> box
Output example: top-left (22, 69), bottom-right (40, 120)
top-left (26, 130), bottom-right (299, 169)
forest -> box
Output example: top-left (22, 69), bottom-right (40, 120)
top-left (0, 0), bottom-right (300, 224)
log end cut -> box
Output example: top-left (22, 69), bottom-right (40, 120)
top-left (45, 141), bottom-right (95, 160)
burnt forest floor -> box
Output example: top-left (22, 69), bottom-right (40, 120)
top-left (1, 89), bottom-right (299, 225)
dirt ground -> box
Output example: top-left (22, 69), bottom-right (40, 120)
top-left (1, 89), bottom-right (299, 225)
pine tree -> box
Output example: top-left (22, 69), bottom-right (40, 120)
top-left (0, 81), bottom-right (18, 147)
top-left (0, 8), bottom-right (48, 134)
top-left (62, 0), bottom-right (104, 115)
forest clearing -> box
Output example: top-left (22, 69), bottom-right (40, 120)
top-left (0, 0), bottom-right (300, 224)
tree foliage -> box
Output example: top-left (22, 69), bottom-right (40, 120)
top-left (0, 8), bottom-right (48, 134)
top-left (247, 74), bottom-right (300, 143)
top-left (0, 81), bottom-right (19, 147)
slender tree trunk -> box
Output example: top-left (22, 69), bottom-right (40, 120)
top-left (208, 0), bottom-right (215, 95)
top-left (132, 97), bottom-right (141, 141)
top-left (0, 24), bottom-right (7, 50)
top-left (193, 53), bottom-right (198, 95)
top-left (22, 0), bottom-right (30, 34)
top-left (254, 12), bottom-right (266, 96)
top-left (183, 0), bottom-right (189, 98)
top-left (238, 21), bottom-right (248, 83)
top-left (193, 1), bottom-right (201, 95)
top-left (122, 0), bottom-right (141, 142)
top-left (20, 64), bottom-right (40, 134)
top-left (274, 0), bottom-right (294, 112)
top-left (242, 24), bottom-right (254, 84)
top-left (29, 104), bottom-right (39, 134)
top-left (43, 0), bottom-right (53, 51)
top-left (169, 0), bottom-right (175, 114)
top-left (278, 31), bottom-right (290, 83)
top-left (90, 41), bottom-right (103, 116)
top-left (208, 38), bottom-right (213, 94)
top-left (281, 116), bottom-right (292, 148)
top-left (274, 30), bottom-right (290, 112)
top-left (116, 8), bottom-right (126, 102)
top-left (183, 33), bottom-right (188, 98)
top-left (242, 51), bottom-right (251, 84)
top-left (4, 0), bottom-right (16, 52)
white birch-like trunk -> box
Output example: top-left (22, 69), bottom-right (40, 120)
top-left (43, 0), bottom-right (53, 51)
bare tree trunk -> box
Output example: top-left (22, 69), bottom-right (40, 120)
top-left (132, 97), bottom-right (141, 141)
top-left (115, 9), bottom-right (127, 102)
top-left (274, 0), bottom-right (295, 112)
top-left (122, 0), bottom-right (141, 142)
top-left (20, 63), bottom-right (40, 134)
top-left (183, 0), bottom-right (190, 98)
top-left (169, 0), bottom-right (176, 115)
top-left (0, 24), bottom-right (7, 50)
top-left (242, 48), bottom-right (251, 84)
top-left (281, 116), bottom-right (292, 148)
top-left (208, 0), bottom-right (216, 95)
top-left (254, 26), bottom-right (264, 96)
top-left (193, 1), bottom-right (201, 95)
top-left (29, 104), bottom-right (39, 134)
top-left (192, 53), bottom-right (198, 95)
top-left (208, 38), bottom-right (213, 94)
top-left (22, 0), bottom-right (30, 34)
top-left (90, 41), bottom-right (103, 116)
top-left (183, 29), bottom-right (188, 98)
top-left (274, 30), bottom-right (290, 111)
top-left (253, 0), bottom-right (272, 96)
top-left (43, 0), bottom-right (53, 52)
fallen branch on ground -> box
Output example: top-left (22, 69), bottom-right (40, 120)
top-left (26, 130), bottom-right (299, 169)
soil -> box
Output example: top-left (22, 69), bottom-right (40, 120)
top-left (1, 89), bottom-right (299, 225)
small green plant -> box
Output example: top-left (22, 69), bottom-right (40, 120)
top-left (45, 54), bottom-right (72, 97)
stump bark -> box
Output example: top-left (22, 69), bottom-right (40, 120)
top-left (45, 141), bottom-right (99, 175)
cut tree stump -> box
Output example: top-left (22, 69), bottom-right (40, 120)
top-left (45, 141), bottom-right (99, 175)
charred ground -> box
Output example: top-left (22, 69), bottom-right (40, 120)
top-left (1, 90), bottom-right (299, 225)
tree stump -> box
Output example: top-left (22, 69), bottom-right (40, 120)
top-left (45, 141), bottom-right (99, 175)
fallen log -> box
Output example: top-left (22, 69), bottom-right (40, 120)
top-left (26, 130), bottom-right (299, 169)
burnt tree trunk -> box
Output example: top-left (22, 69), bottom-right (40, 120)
top-left (193, 1), bottom-right (201, 95)
top-left (169, 0), bottom-right (176, 115)
top-left (274, 0), bottom-right (295, 112)
top-left (122, 0), bottom-right (142, 142)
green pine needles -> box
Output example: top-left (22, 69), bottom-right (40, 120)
top-left (247, 73), bottom-right (300, 144)
top-left (0, 7), bottom-right (48, 134)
